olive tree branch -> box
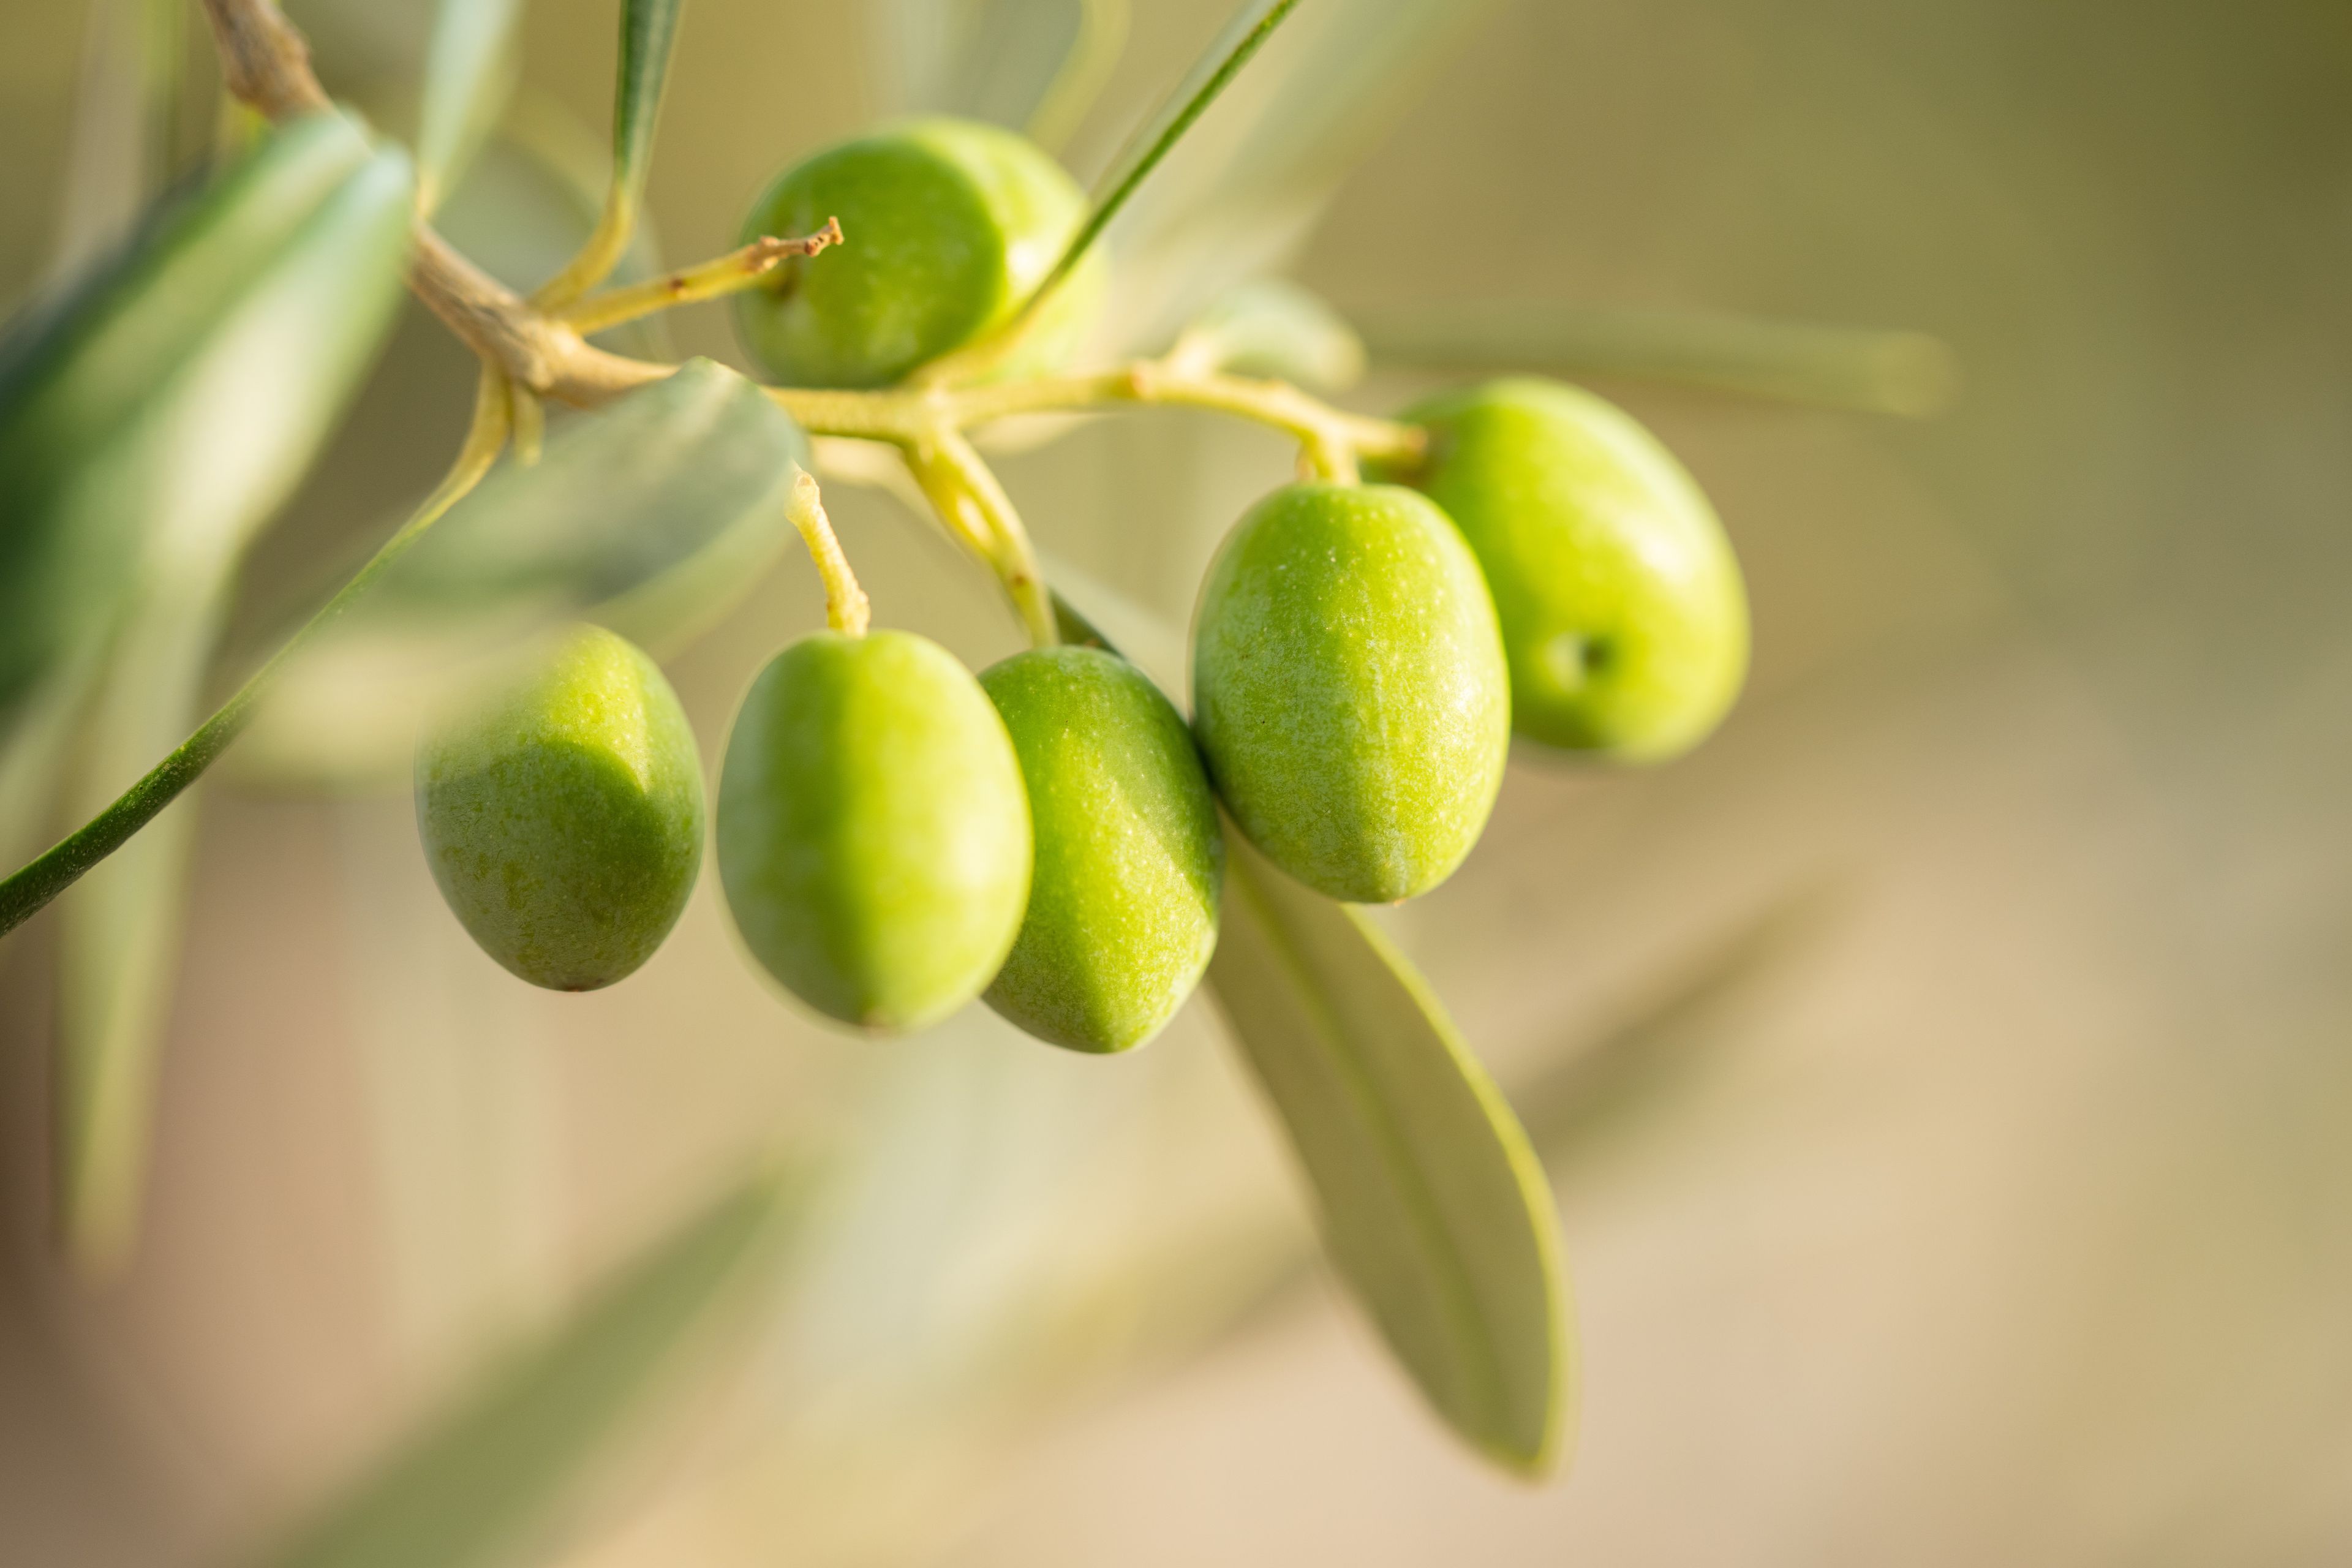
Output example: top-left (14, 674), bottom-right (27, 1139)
top-left (0, 369), bottom-right (513, 940)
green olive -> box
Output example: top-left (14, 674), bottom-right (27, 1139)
top-left (979, 647), bottom-right (1223, 1054)
top-left (1191, 482), bottom-right (1509, 904)
top-left (734, 117), bottom-right (1107, 389)
top-left (1380, 378), bottom-right (1748, 761)
top-left (415, 624), bottom-right (705, 992)
top-left (715, 629), bottom-right (1030, 1033)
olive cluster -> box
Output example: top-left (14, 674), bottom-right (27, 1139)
top-left (415, 119), bottom-right (1747, 1054)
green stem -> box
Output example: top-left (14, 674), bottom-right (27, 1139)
top-left (761, 360), bottom-right (1422, 471)
top-left (899, 432), bottom-right (1057, 647)
top-left (0, 368), bottom-right (511, 941)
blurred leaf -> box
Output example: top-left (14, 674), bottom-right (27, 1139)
top-left (24, 121), bottom-right (420, 1274)
top-left (415, 0), bottom-right (526, 215)
top-left (0, 114), bottom-right (403, 734)
top-left (251, 1163), bottom-right (799, 1568)
top-left (1027, 0), bottom-right (1130, 154)
top-left (50, 0), bottom-right (184, 284)
top-left (1170, 278), bottom-right (1366, 391)
top-left (611, 0), bottom-right (685, 204)
top-left (1357, 303), bottom-right (1961, 417)
top-left (1101, 0), bottom-right (1504, 350)
top-left (239, 360), bottom-right (807, 786)
top-left (1030, 0), bottom-right (1300, 322)
top-left (1513, 885), bottom-right (1841, 1160)
top-left (1206, 831), bottom-right (1570, 1474)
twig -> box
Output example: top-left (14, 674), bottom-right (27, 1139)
top-left (560, 219), bottom-right (843, 337)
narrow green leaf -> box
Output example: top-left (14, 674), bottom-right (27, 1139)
top-left (1356, 303), bottom-right (1961, 417)
top-left (29, 123), bottom-right (420, 1273)
top-left (1000, 0), bottom-right (1302, 345)
top-left (612, 0), bottom-right (686, 205)
top-left (1048, 565), bottom-right (1567, 1471)
top-left (1207, 832), bottom-right (1571, 1473)
top-left (238, 360), bottom-right (808, 786)
top-left (1099, 0), bottom-right (1502, 350)
top-left (251, 1164), bottom-right (798, 1568)
top-left (415, 0), bottom-right (527, 215)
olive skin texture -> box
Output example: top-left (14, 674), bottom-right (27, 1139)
top-left (415, 624), bottom-right (705, 992)
top-left (716, 630), bottom-right (1031, 1033)
top-left (1191, 483), bottom-right (1510, 905)
top-left (979, 647), bottom-right (1224, 1054)
top-left (1379, 378), bottom-right (1748, 761)
top-left (734, 117), bottom-right (1106, 389)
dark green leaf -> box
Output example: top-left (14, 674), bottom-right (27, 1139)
top-left (240, 360), bottom-right (807, 785)
top-left (415, 0), bottom-right (527, 214)
top-left (251, 1164), bottom-right (798, 1568)
top-left (1207, 832), bottom-right (1571, 1474)
top-left (1357, 303), bottom-right (1961, 417)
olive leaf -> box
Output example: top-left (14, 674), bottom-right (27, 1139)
top-left (1207, 834), bottom-right (1571, 1474)
top-left (21, 120), bottom-right (420, 1273)
top-left (1047, 567), bottom-right (1570, 1474)
top-left (611, 0), bottom-right (685, 210)
top-left (0, 113), bottom-right (402, 742)
top-left (1101, 0), bottom-right (1504, 351)
top-left (237, 359), bottom-right (809, 786)
top-left (414, 0), bottom-right (526, 214)
top-left (531, 0), bottom-right (685, 308)
top-left (1355, 302), bottom-right (1961, 417)
top-left (967, 0), bottom-right (1302, 363)
top-left (250, 1163), bottom-right (799, 1568)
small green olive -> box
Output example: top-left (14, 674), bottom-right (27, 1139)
top-left (1381, 378), bottom-right (1748, 761)
top-left (715, 629), bottom-right (1030, 1033)
top-left (415, 624), bottom-right (705, 992)
top-left (1191, 482), bottom-right (1509, 904)
top-left (734, 117), bottom-right (1107, 389)
top-left (980, 646), bottom-right (1223, 1054)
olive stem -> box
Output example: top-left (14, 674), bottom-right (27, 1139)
top-left (785, 469), bottom-right (870, 636)
top-left (0, 368), bottom-right (513, 941)
top-left (899, 432), bottom-right (1058, 647)
top-left (532, 189), bottom-right (636, 314)
top-left (559, 221), bottom-right (844, 338)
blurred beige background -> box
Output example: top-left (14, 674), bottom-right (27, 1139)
top-left (2, 1), bottom-right (2350, 1564)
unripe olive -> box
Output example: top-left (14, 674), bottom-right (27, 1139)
top-left (415, 624), bottom-right (705, 992)
top-left (716, 630), bottom-right (1030, 1033)
top-left (1191, 483), bottom-right (1509, 904)
top-left (979, 647), bottom-right (1223, 1054)
top-left (734, 117), bottom-right (1107, 389)
top-left (1380, 378), bottom-right (1748, 761)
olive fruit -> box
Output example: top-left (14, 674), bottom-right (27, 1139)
top-left (980, 647), bottom-right (1223, 1054)
top-left (415, 624), bottom-right (705, 992)
top-left (734, 117), bottom-right (1107, 389)
top-left (1191, 482), bottom-right (1509, 904)
top-left (1380, 377), bottom-right (1747, 760)
top-left (716, 630), bottom-right (1030, 1032)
